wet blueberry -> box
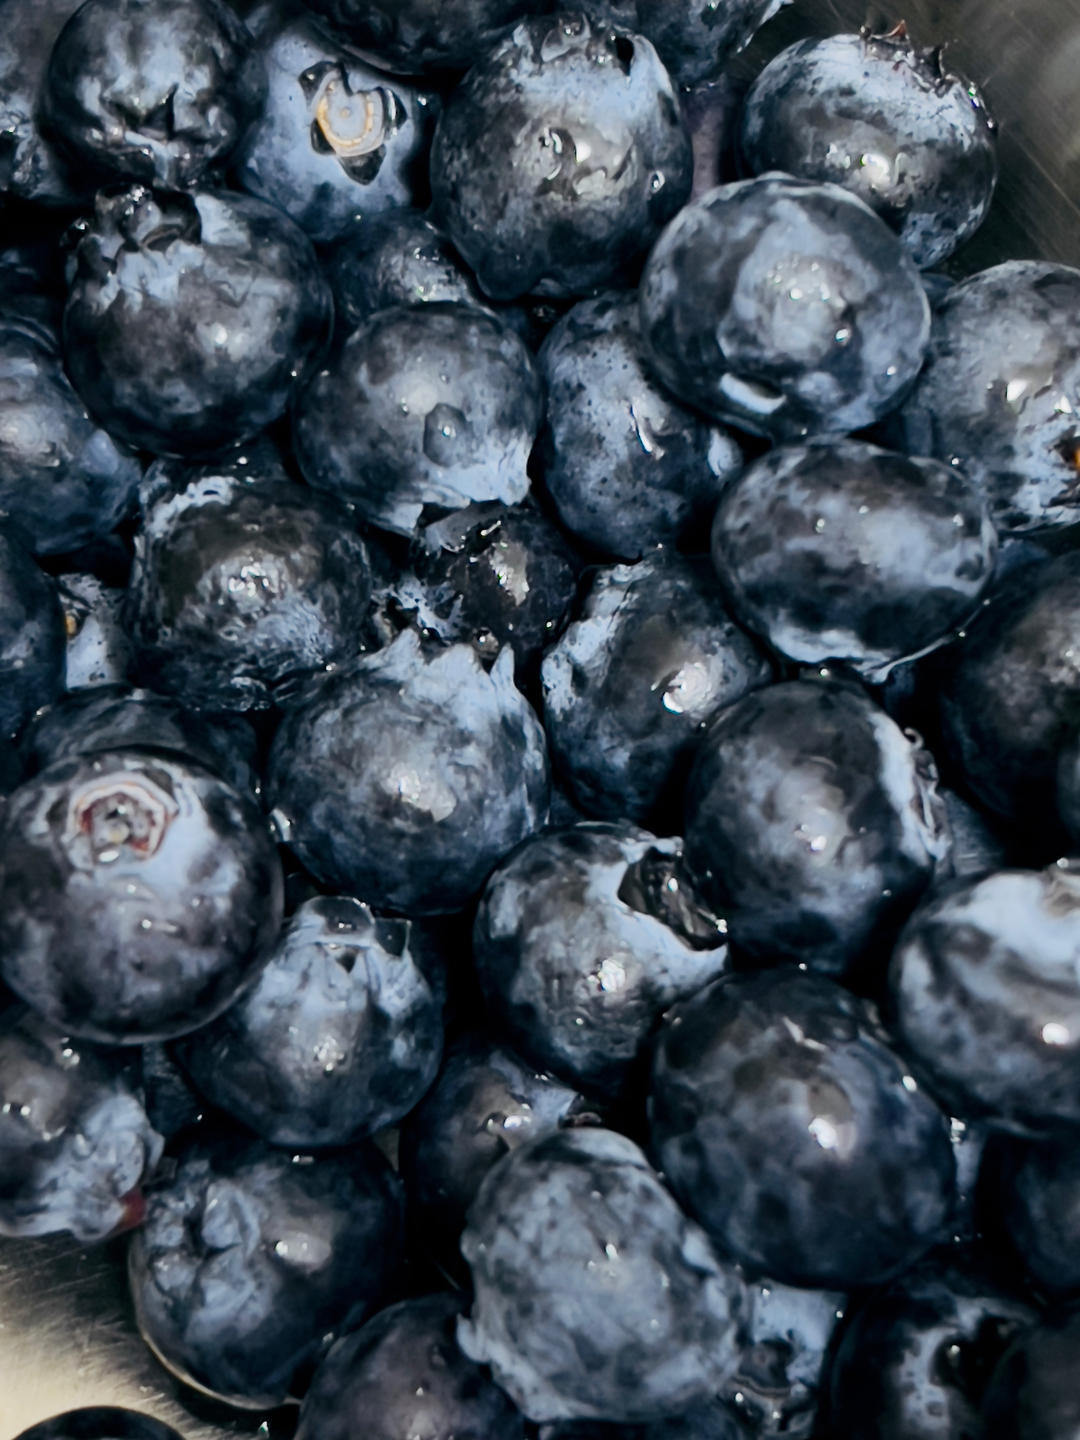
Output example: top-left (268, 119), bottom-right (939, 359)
top-left (0, 1006), bottom-right (163, 1242)
top-left (541, 550), bottom-right (771, 826)
top-left (0, 520), bottom-right (66, 739)
top-left (739, 29), bottom-right (997, 269)
top-left (299, 0), bottom-right (550, 75)
top-left (127, 1127), bottom-right (404, 1407)
top-left (57, 577), bottom-right (135, 690)
top-left (0, 747), bottom-right (283, 1044)
top-left (294, 1292), bottom-right (527, 1440)
top-left (0, 0), bottom-right (92, 206)
top-left (472, 821), bottom-right (729, 1096)
top-left (125, 458), bottom-right (371, 711)
top-left (639, 174), bottom-right (931, 441)
top-left (235, 9), bottom-right (432, 244)
top-left (44, 0), bottom-right (266, 189)
top-left (582, 0), bottom-right (787, 87)
top-left (64, 184), bottom-right (332, 459)
top-left (430, 13), bottom-right (693, 301)
top-left (710, 438), bottom-right (997, 679)
top-left (457, 1125), bottom-right (748, 1423)
top-left (649, 969), bottom-right (957, 1289)
top-left (683, 677), bottom-right (948, 978)
top-left (889, 862), bottom-right (1080, 1129)
top-left (174, 896), bottom-right (443, 1148)
top-left (267, 632), bottom-right (549, 914)
top-left (538, 291), bottom-right (744, 561)
top-left (293, 302), bottom-right (541, 536)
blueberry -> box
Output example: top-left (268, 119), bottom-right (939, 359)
top-left (980, 1308), bottom-right (1080, 1439)
top-left (538, 292), bottom-right (744, 561)
top-left (300, 0), bottom-right (550, 75)
top-left (293, 302), bottom-right (541, 536)
top-left (294, 1292), bottom-right (527, 1440)
top-left (430, 13), bottom-right (693, 301)
top-left (899, 262), bottom-right (1080, 533)
top-left (639, 174), bottom-right (931, 441)
top-left (235, 10), bottom-right (433, 244)
top-left (0, 520), bottom-right (66, 739)
top-left (982, 1133), bottom-right (1080, 1298)
top-left (581, 0), bottom-right (787, 87)
top-left (889, 863), bottom-right (1080, 1129)
top-left (63, 184), bottom-right (332, 459)
top-left (267, 633), bottom-right (549, 914)
top-left (683, 677), bottom-right (948, 978)
top-left (710, 439), bottom-right (997, 679)
top-left (0, 1006), bottom-right (163, 1242)
top-left (825, 1257), bottom-right (1037, 1439)
top-left (57, 576), bottom-right (135, 690)
top-left (0, 747), bottom-right (283, 1043)
top-left (472, 822), bottom-right (729, 1096)
top-left (541, 550), bottom-right (771, 826)
top-left (0, 0), bottom-right (92, 206)
top-left (44, 0), bottom-right (266, 189)
top-left (174, 896), bottom-right (443, 1147)
top-left (127, 1128), bottom-right (404, 1407)
top-left (935, 550), bottom-right (1080, 825)
top-left (739, 30), bottom-right (998, 269)
top-left (125, 458), bottom-right (372, 711)
top-left (397, 1033), bottom-right (588, 1253)
top-left (12, 1409), bottom-right (186, 1440)
top-left (649, 970), bottom-right (957, 1289)
top-left (457, 1126), bottom-right (748, 1423)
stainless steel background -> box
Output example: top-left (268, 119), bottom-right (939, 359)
top-left (2, 0), bottom-right (1079, 1435)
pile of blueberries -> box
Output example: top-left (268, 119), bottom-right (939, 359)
top-left (3, 0), bottom-right (1080, 1436)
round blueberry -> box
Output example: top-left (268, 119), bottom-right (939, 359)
top-left (457, 1126), bottom-right (748, 1424)
top-left (739, 30), bottom-right (998, 269)
top-left (63, 184), bottom-right (332, 459)
top-left (0, 747), bottom-right (283, 1044)
top-left (293, 302), bottom-right (541, 536)
top-left (649, 969), bottom-right (957, 1289)
top-left (710, 438), bottom-right (997, 679)
top-left (267, 632), bottom-right (549, 914)
top-left (538, 292), bottom-right (744, 561)
top-left (683, 678), bottom-right (948, 978)
top-left (0, 521), bottom-right (66, 739)
top-left (430, 13), bottom-right (692, 301)
top-left (43, 0), bottom-right (266, 188)
top-left (582, 0), bottom-right (787, 87)
top-left (639, 174), bottom-right (931, 441)
top-left (299, 0), bottom-right (550, 75)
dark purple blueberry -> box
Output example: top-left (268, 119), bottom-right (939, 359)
top-left (935, 550), bottom-right (1080, 824)
top-left (294, 1293), bottom-right (526, 1440)
top-left (174, 896), bottom-right (443, 1147)
top-left (889, 863), bottom-right (1080, 1129)
top-left (22, 685), bottom-right (260, 797)
top-left (825, 1258), bottom-right (1037, 1439)
top-left (739, 30), bottom-right (997, 269)
top-left (293, 302), bottom-right (541, 536)
top-left (980, 1309), bottom-right (1080, 1439)
top-left (43, 0), bottom-right (266, 188)
top-left (299, 0), bottom-right (549, 74)
top-left (430, 14), bottom-right (692, 301)
top-left (710, 439), bottom-right (997, 679)
top-left (63, 185), bottom-right (332, 459)
top-left (125, 459), bottom-right (371, 712)
top-left (235, 11), bottom-right (433, 244)
top-left (639, 175), bottom-right (930, 442)
top-left (0, 0), bottom-right (93, 207)
top-left (541, 550), bottom-right (771, 826)
top-left (0, 1007), bottom-right (163, 1241)
top-left (12, 1409), bottom-right (186, 1440)
top-left (899, 262), bottom-right (1080, 533)
top-left (582, 0), bottom-right (785, 87)
top-left (683, 678), bottom-right (948, 978)
top-left (391, 502), bottom-right (581, 675)
top-left (0, 747), bottom-right (283, 1044)
top-left (0, 521), bottom-right (66, 739)
top-left (649, 970), bottom-right (957, 1289)
top-left (472, 822), bottom-right (729, 1096)
top-left (458, 1126), bottom-right (748, 1423)
top-left (267, 633), bottom-right (549, 914)
top-left (538, 292), bottom-right (743, 561)
top-left (326, 208), bottom-right (482, 333)
top-left (127, 1129), bottom-right (404, 1407)
top-left (983, 1134), bottom-right (1080, 1298)
top-left (58, 577), bottom-right (135, 690)
top-left (397, 1033), bottom-right (587, 1251)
